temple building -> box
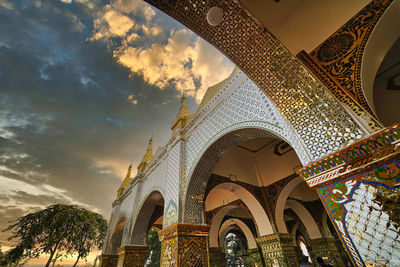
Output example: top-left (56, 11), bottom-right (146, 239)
top-left (101, 0), bottom-right (400, 266)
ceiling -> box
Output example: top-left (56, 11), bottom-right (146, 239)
top-left (373, 36), bottom-right (400, 126)
top-left (239, 0), bottom-right (370, 54)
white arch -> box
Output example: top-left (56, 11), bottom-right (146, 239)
top-left (285, 199), bottom-right (322, 239)
top-left (210, 183), bottom-right (273, 236)
top-left (209, 205), bottom-right (237, 247)
top-left (275, 176), bottom-right (303, 233)
top-left (218, 218), bottom-right (257, 249)
top-left (291, 223), bottom-right (300, 246)
top-left (361, 0), bottom-right (400, 114)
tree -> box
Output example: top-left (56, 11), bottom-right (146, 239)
top-left (0, 247), bottom-right (6, 267)
top-left (2, 204), bottom-right (107, 267)
top-left (145, 228), bottom-right (161, 267)
top-left (68, 209), bottom-right (107, 267)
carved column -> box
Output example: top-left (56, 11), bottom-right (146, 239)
top-left (243, 248), bottom-right (264, 267)
top-left (298, 124), bottom-right (400, 267)
top-left (308, 238), bottom-right (345, 266)
top-left (158, 223), bottom-right (210, 267)
top-left (256, 233), bottom-right (298, 267)
top-left (100, 254), bottom-right (118, 267)
top-left (117, 245), bottom-right (148, 267)
top-left (293, 246), bottom-right (304, 264)
top-left (208, 247), bottom-right (225, 267)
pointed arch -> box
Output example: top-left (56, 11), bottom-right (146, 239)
top-left (130, 190), bottom-right (164, 245)
top-left (275, 176), bottom-right (303, 233)
top-left (285, 199), bottom-right (322, 239)
top-left (108, 216), bottom-right (126, 254)
top-left (218, 218), bottom-right (257, 249)
top-left (183, 127), bottom-right (296, 227)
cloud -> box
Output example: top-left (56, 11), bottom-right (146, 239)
top-left (0, 0), bottom-right (232, 253)
top-left (90, 5), bottom-right (135, 40)
top-left (89, 0), bottom-right (234, 103)
top-left (0, 0), bottom-right (13, 10)
top-left (113, 29), bottom-right (234, 102)
top-left (127, 94), bottom-right (138, 104)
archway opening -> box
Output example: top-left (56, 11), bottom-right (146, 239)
top-left (109, 217), bottom-right (126, 254)
top-left (184, 128), bottom-right (302, 226)
top-left (298, 235), bottom-right (311, 263)
top-left (223, 230), bottom-right (247, 267)
top-left (187, 128), bottom-right (305, 265)
top-left (131, 191), bottom-right (164, 266)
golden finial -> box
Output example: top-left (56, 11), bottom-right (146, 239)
top-left (118, 164), bottom-right (132, 196)
top-left (137, 136), bottom-right (154, 173)
top-left (171, 93), bottom-right (191, 131)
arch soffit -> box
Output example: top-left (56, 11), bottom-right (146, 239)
top-left (218, 218), bottom-right (257, 249)
top-left (209, 205), bottom-right (236, 247)
top-left (209, 205), bottom-right (245, 247)
top-left (183, 126), bottom-right (307, 225)
top-left (129, 189), bottom-right (165, 241)
top-left (361, 0), bottom-right (400, 114)
top-left (111, 214), bottom-right (127, 234)
top-left (131, 187), bottom-right (165, 224)
top-left (285, 199), bottom-right (322, 240)
top-left (275, 176), bottom-right (303, 234)
top-left (210, 182), bottom-right (273, 237)
top-left (186, 123), bottom-right (309, 189)
top-left (108, 215), bottom-right (127, 254)
top-left (291, 223), bottom-right (300, 246)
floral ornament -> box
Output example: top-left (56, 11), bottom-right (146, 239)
top-left (319, 179), bottom-right (356, 220)
top-left (317, 33), bottom-right (355, 62)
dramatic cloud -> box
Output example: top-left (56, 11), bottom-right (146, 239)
top-left (89, 0), bottom-right (234, 102)
top-left (0, 1), bottom-right (233, 265)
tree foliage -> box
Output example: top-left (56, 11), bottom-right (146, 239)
top-left (146, 228), bottom-right (161, 267)
top-left (2, 204), bottom-right (107, 267)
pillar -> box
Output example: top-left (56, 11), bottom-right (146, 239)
top-left (293, 246), bottom-right (304, 264)
top-left (100, 254), bottom-right (118, 267)
top-left (117, 245), bottom-right (148, 267)
top-left (308, 238), bottom-right (345, 266)
top-left (243, 248), bottom-right (263, 267)
top-left (208, 247), bottom-right (225, 267)
top-left (158, 223), bottom-right (210, 267)
top-left (256, 233), bottom-right (298, 267)
top-left (298, 124), bottom-right (400, 267)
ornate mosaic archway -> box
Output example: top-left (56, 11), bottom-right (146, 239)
top-left (183, 127), bottom-right (285, 225)
top-left (144, 0), bottom-right (368, 160)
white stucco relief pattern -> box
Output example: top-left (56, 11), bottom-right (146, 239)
top-left (183, 70), bottom-right (311, 198)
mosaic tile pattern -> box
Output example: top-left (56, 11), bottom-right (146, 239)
top-left (183, 70), bottom-right (310, 196)
top-left (181, 71), bottom-right (312, 223)
top-left (344, 183), bottom-right (400, 266)
top-left (183, 128), bottom-right (279, 224)
top-left (318, 157), bottom-right (400, 267)
top-left (297, 50), bottom-right (382, 132)
top-left (144, 0), bottom-right (366, 160)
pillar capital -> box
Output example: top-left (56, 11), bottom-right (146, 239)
top-left (117, 245), bottom-right (148, 267)
top-left (100, 254), bottom-right (118, 267)
top-left (208, 247), bottom-right (225, 267)
top-left (158, 223), bottom-right (210, 266)
top-left (256, 233), bottom-right (298, 266)
top-left (308, 237), bottom-right (346, 266)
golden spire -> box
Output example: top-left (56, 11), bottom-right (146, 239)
top-left (171, 95), bottom-right (191, 131)
top-left (118, 164), bottom-right (132, 196)
top-left (137, 137), bottom-right (154, 173)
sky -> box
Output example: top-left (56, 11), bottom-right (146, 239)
top-left (0, 0), bottom-right (233, 265)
